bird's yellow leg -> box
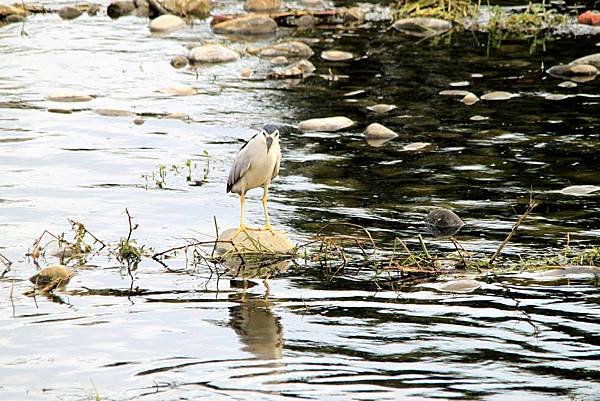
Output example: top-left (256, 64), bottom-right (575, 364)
top-left (261, 185), bottom-right (276, 234)
top-left (231, 193), bottom-right (250, 239)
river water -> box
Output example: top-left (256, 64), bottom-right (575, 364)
top-left (1, 1), bottom-right (599, 400)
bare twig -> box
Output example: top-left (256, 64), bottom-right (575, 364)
top-left (490, 198), bottom-right (539, 265)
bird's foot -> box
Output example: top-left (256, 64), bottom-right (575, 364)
top-left (262, 224), bottom-right (277, 235)
top-left (231, 225), bottom-right (251, 239)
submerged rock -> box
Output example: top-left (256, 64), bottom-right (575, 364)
top-left (366, 104), bottom-right (397, 114)
top-left (189, 44), bottom-right (239, 63)
top-left (47, 92), bottom-right (93, 102)
top-left (298, 116), bottom-right (354, 132)
top-left (159, 86), bottom-right (197, 96)
top-left (425, 207), bottom-right (465, 237)
top-left (481, 91), bottom-right (516, 101)
top-left (436, 279), bottom-right (481, 294)
top-left (257, 41), bottom-right (314, 59)
top-left (170, 55), bottom-right (188, 68)
top-left (244, 0), bottom-right (280, 12)
top-left (439, 89), bottom-right (472, 97)
top-left (270, 56), bottom-right (288, 65)
top-left (149, 14), bottom-right (185, 33)
top-left (402, 142), bottom-right (431, 151)
top-left (364, 123), bottom-right (398, 139)
top-left (164, 112), bottom-right (189, 120)
top-left (213, 15), bottom-right (278, 35)
top-left (58, 6), bottom-right (83, 20)
top-left (558, 81), bottom-right (577, 88)
top-left (107, 1), bottom-right (136, 18)
top-left (267, 59), bottom-right (315, 79)
top-left (392, 17), bottom-right (452, 36)
top-left (321, 50), bottom-right (354, 61)
top-left (94, 108), bottom-right (132, 117)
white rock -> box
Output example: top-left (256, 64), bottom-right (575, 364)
top-left (439, 89), bottom-right (471, 97)
top-left (298, 116), bottom-right (354, 132)
top-left (366, 104), bottom-right (397, 114)
top-left (364, 123), bottom-right (398, 139)
top-left (149, 14), bottom-right (185, 33)
top-left (481, 91), bottom-right (516, 101)
top-left (402, 142), bottom-right (431, 151)
top-left (159, 86), bottom-right (197, 96)
top-left (558, 185), bottom-right (600, 195)
top-left (437, 279), bottom-right (481, 294)
top-left (189, 44), bottom-right (239, 63)
top-left (461, 93), bottom-right (479, 105)
top-left (321, 50), bottom-right (353, 61)
top-left (450, 81), bottom-right (469, 87)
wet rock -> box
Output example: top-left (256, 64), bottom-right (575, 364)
top-left (29, 265), bottom-right (74, 288)
top-left (48, 108), bottom-right (73, 114)
top-left (545, 94), bottom-right (569, 101)
top-left (267, 59), bottom-right (315, 79)
top-left (213, 15), bottom-right (278, 35)
top-left (402, 142), bottom-right (431, 151)
top-left (558, 81), bottom-right (577, 88)
top-left (5, 14), bottom-right (26, 23)
top-left (296, 14), bottom-right (316, 28)
top-left (298, 116), bottom-right (354, 132)
top-left (298, 0), bottom-right (330, 8)
top-left (321, 50), bottom-right (353, 61)
top-left (461, 92), bottom-right (479, 105)
top-left (216, 228), bottom-right (295, 254)
top-left (162, 0), bottom-right (211, 18)
top-left (450, 81), bottom-right (469, 87)
top-left (392, 17), bottom-right (452, 37)
top-left (58, 6), bottom-right (82, 20)
top-left (547, 64), bottom-right (598, 79)
top-left (149, 14), bottom-right (185, 33)
top-left (164, 112), bottom-right (189, 119)
top-left (107, 1), bottom-right (136, 18)
top-left (257, 41), bottom-right (314, 59)
top-left (425, 208), bottom-right (465, 237)
top-left (366, 104), bottom-right (396, 114)
top-left (94, 108), bottom-right (132, 117)
top-left (558, 185), bottom-right (600, 195)
top-left (47, 92), bottom-right (93, 102)
top-left (342, 6), bottom-right (365, 23)
top-left (470, 115), bottom-right (489, 121)
top-left (244, 0), bottom-right (280, 12)
top-left (189, 44), bottom-right (239, 63)
top-left (159, 86), bottom-right (197, 96)
top-left (436, 279), bottom-right (481, 294)
top-left (439, 89), bottom-right (471, 97)
top-left (367, 137), bottom-right (395, 147)
top-left (364, 123), bottom-right (398, 140)
top-left (481, 91), bottom-right (515, 101)
top-left (570, 53), bottom-right (600, 68)
top-left (133, 117), bottom-right (145, 125)
top-left (344, 89), bottom-right (366, 97)
top-left (241, 67), bottom-right (253, 78)
top-left (270, 56), bottom-right (288, 65)
top-left (87, 4), bottom-right (101, 16)
top-left (170, 55), bottom-right (188, 68)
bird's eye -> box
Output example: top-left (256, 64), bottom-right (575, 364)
top-left (274, 130), bottom-right (279, 137)
top-left (262, 131), bottom-right (267, 137)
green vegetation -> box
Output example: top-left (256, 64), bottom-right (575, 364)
top-left (392, 0), bottom-right (480, 22)
top-left (141, 153), bottom-right (211, 189)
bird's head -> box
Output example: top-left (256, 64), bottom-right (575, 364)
top-left (261, 124), bottom-right (280, 153)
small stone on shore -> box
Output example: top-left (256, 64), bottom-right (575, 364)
top-left (58, 6), bottom-right (82, 20)
top-left (149, 14), bottom-right (185, 33)
top-left (170, 55), bottom-right (188, 69)
top-left (188, 44), bottom-right (239, 63)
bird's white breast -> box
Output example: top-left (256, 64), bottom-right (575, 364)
top-left (231, 136), bottom-right (280, 194)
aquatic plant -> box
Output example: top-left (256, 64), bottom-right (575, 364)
top-left (392, 0), bottom-right (481, 22)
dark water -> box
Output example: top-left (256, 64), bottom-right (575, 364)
top-left (1, 1), bottom-right (599, 400)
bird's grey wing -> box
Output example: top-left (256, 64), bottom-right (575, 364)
top-left (271, 149), bottom-right (281, 180)
top-left (227, 148), bottom-right (252, 193)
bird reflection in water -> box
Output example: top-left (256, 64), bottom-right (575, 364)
top-left (228, 295), bottom-right (284, 360)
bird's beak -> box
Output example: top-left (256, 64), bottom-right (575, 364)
top-left (266, 136), bottom-right (273, 153)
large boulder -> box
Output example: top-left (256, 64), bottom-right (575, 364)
top-left (213, 14), bottom-right (278, 35)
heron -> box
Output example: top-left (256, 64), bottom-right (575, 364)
top-left (227, 124), bottom-right (281, 238)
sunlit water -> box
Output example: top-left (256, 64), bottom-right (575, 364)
top-left (1, 1), bottom-right (599, 400)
